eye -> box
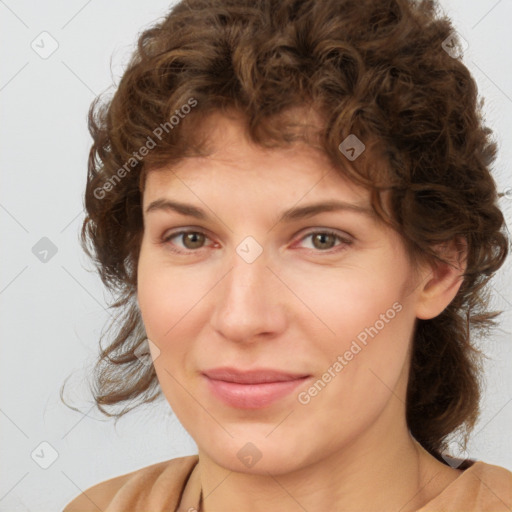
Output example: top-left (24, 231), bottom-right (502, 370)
top-left (160, 228), bottom-right (352, 254)
top-left (296, 230), bottom-right (352, 252)
top-left (161, 230), bottom-right (213, 253)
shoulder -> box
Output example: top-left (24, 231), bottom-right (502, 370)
top-left (421, 460), bottom-right (512, 511)
top-left (468, 460), bottom-right (512, 507)
top-left (62, 455), bottom-right (199, 512)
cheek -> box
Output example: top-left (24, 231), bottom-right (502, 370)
top-left (137, 250), bottom-right (206, 417)
top-left (137, 247), bottom-right (204, 342)
top-left (137, 277), bottom-right (171, 343)
top-left (283, 262), bottom-right (409, 346)
top-left (284, 263), bottom-right (414, 400)
top-left (294, 290), bottom-right (413, 442)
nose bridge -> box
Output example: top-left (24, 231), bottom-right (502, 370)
top-left (210, 242), bottom-right (285, 342)
top-left (228, 248), bottom-right (268, 300)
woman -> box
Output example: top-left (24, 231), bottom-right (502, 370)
top-left (63, 0), bottom-right (512, 510)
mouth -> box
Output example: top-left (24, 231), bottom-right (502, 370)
top-left (201, 367), bottom-right (312, 409)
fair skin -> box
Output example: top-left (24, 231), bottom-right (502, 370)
top-left (137, 111), bottom-right (467, 512)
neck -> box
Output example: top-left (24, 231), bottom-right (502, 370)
top-left (194, 421), bottom-right (460, 512)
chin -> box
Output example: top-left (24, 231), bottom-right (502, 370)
top-left (199, 434), bottom-right (313, 476)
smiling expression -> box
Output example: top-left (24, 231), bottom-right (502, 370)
top-left (136, 111), bottom-right (428, 474)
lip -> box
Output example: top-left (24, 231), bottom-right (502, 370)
top-left (202, 367), bottom-right (311, 409)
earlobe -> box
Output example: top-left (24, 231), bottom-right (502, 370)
top-left (415, 237), bottom-right (467, 320)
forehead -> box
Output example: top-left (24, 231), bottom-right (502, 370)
top-left (142, 112), bottom-right (370, 206)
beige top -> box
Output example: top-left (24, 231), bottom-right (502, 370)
top-left (63, 455), bottom-right (512, 511)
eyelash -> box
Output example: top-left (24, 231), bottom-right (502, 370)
top-left (159, 228), bottom-right (353, 255)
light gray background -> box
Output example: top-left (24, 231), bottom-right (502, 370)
top-left (1, 1), bottom-right (511, 510)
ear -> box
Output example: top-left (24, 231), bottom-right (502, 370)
top-left (415, 236), bottom-right (467, 320)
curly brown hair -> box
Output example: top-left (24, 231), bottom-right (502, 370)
top-left (61, 0), bottom-right (509, 462)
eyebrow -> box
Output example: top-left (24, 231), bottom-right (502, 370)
top-left (145, 198), bottom-right (375, 223)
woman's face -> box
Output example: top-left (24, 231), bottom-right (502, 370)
top-left (137, 112), bottom-right (428, 474)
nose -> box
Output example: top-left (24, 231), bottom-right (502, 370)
top-left (209, 246), bottom-right (288, 344)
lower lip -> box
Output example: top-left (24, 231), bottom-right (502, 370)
top-left (203, 375), bottom-right (310, 409)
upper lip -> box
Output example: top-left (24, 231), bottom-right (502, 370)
top-left (202, 367), bottom-right (311, 384)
